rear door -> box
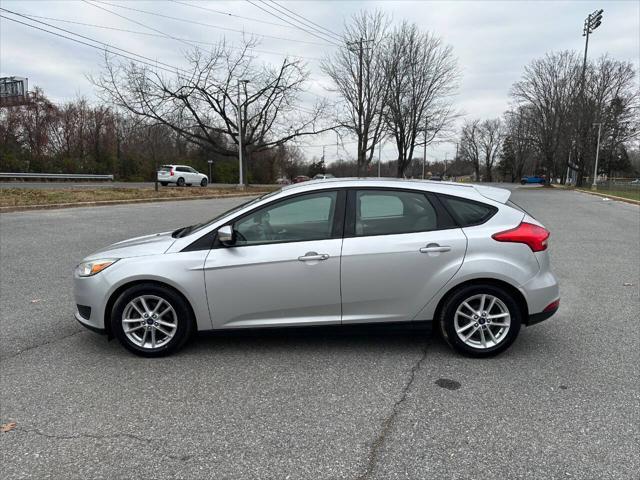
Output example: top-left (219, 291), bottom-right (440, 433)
top-left (340, 188), bottom-right (467, 324)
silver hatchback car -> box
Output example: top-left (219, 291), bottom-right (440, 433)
top-left (74, 179), bottom-right (559, 357)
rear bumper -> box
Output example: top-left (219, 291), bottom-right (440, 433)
top-left (525, 304), bottom-right (559, 326)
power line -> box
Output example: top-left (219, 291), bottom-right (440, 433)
top-left (21, 13), bottom-right (324, 62)
top-left (89, 0), bottom-right (334, 47)
top-left (82, 0), bottom-right (194, 49)
top-left (245, 0), bottom-right (340, 46)
top-left (266, 0), bottom-right (342, 40)
top-left (170, 0), bottom-right (306, 33)
top-left (0, 14), bottom-right (183, 75)
top-left (0, 7), bottom-right (189, 73)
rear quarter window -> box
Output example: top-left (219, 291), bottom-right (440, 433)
top-left (440, 195), bottom-right (497, 227)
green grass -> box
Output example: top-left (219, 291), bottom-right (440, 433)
top-left (0, 186), bottom-right (277, 208)
top-left (576, 187), bottom-right (640, 201)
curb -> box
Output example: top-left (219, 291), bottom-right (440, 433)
top-left (551, 184), bottom-right (639, 205)
top-left (0, 192), bottom-right (264, 213)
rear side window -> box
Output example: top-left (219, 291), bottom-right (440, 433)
top-left (440, 195), bottom-right (497, 227)
top-left (353, 190), bottom-right (439, 236)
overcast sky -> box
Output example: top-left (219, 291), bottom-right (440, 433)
top-left (1, 0), bottom-right (638, 163)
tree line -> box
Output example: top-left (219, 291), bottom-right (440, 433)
top-left (1, 11), bottom-right (638, 185)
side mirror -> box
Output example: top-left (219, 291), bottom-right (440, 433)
top-left (217, 225), bottom-right (234, 246)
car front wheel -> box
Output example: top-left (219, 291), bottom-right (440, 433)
top-left (439, 284), bottom-right (522, 357)
top-left (200, 178), bottom-right (208, 187)
top-left (111, 283), bottom-right (194, 357)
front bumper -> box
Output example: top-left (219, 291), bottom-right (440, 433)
top-left (73, 272), bottom-right (111, 331)
top-left (75, 310), bottom-right (106, 334)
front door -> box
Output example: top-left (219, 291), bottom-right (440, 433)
top-left (204, 190), bottom-right (344, 328)
top-left (340, 188), bottom-right (467, 324)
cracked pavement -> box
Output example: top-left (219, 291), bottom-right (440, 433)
top-left (1, 186), bottom-right (639, 479)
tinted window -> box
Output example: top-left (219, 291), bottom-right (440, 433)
top-left (159, 166), bottom-right (172, 172)
top-left (175, 167), bottom-right (188, 172)
top-left (234, 191), bottom-right (337, 245)
top-left (354, 190), bottom-right (438, 236)
top-left (441, 196), bottom-right (497, 226)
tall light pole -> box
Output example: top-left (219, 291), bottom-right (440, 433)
top-left (591, 122), bottom-right (603, 189)
top-left (237, 79), bottom-right (249, 189)
top-left (579, 9), bottom-right (603, 185)
top-left (377, 140), bottom-right (383, 178)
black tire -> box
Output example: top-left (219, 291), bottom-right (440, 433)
top-left (200, 178), bottom-right (208, 187)
top-left (177, 177), bottom-right (185, 187)
top-left (439, 284), bottom-right (522, 358)
top-left (520, 180), bottom-right (526, 185)
top-left (111, 283), bottom-right (194, 357)
top-left (160, 182), bottom-right (168, 186)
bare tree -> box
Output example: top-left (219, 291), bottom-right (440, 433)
top-left (511, 51), bottom-right (581, 180)
top-left (459, 119), bottom-right (481, 180)
top-left (92, 38), bottom-right (331, 183)
top-left (478, 119), bottom-right (503, 182)
top-left (502, 106), bottom-right (536, 181)
top-left (384, 22), bottom-right (459, 177)
top-left (321, 11), bottom-right (390, 176)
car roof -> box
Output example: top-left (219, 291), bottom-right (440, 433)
top-left (277, 177), bottom-right (510, 204)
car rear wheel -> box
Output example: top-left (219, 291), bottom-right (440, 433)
top-left (177, 177), bottom-right (185, 187)
top-left (111, 283), bottom-right (194, 357)
top-left (439, 284), bottom-right (521, 357)
top-left (160, 182), bottom-right (168, 186)
top-left (200, 178), bottom-right (208, 187)
top-left (520, 180), bottom-right (526, 185)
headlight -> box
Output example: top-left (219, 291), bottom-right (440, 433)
top-left (75, 258), bottom-right (119, 277)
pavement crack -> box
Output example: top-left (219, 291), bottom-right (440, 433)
top-left (17, 427), bottom-right (192, 461)
top-left (356, 344), bottom-right (429, 480)
top-left (1, 330), bottom-right (84, 362)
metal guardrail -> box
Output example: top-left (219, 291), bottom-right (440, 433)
top-left (0, 172), bottom-right (114, 181)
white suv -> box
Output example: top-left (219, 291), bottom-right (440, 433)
top-left (157, 165), bottom-right (208, 187)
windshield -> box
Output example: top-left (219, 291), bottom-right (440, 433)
top-left (173, 189), bottom-right (282, 238)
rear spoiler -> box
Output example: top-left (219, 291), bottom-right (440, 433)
top-left (472, 185), bottom-right (511, 204)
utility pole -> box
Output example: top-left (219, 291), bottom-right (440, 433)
top-left (377, 141), bottom-right (382, 178)
top-left (237, 79), bottom-right (249, 189)
top-left (444, 153), bottom-right (448, 178)
top-left (357, 37), bottom-right (364, 177)
top-left (592, 122), bottom-right (602, 189)
top-left (347, 37), bottom-right (372, 177)
top-left (422, 128), bottom-right (427, 179)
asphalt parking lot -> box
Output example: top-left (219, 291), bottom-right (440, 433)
top-left (1, 185), bottom-right (638, 479)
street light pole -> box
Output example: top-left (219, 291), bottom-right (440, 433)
top-left (592, 122), bottom-right (602, 190)
top-left (377, 141), bottom-right (382, 178)
top-left (237, 79), bottom-right (249, 189)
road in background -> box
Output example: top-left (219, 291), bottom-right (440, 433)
top-left (0, 182), bottom-right (244, 189)
top-left (1, 185), bottom-right (638, 479)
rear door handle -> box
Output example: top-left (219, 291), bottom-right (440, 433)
top-left (298, 252), bottom-right (329, 261)
top-left (420, 245), bottom-right (451, 253)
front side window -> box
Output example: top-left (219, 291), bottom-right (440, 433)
top-left (234, 191), bottom-right (338, 246)
top-left (354, 190), bottom-right (438, 236)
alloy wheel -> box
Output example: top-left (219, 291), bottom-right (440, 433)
top-left (453, 293), bottom-right (511, 350)
top-left (121, 295), bottom-right (178, 350)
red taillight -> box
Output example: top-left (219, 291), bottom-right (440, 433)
top-left (543, 299), bottom-right (560, 312)
top-left (170, 169), bottom-right (174, 176)
top-left (492, 222), bottom-right (550, 252)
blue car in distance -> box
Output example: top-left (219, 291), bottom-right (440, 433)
top-left (521, 175), bottom-right (546, 185)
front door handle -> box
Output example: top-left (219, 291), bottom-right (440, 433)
top-left (420, 244), bottom-right (451, 253)
top-left (298, 252), bottom-right (330, 261)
